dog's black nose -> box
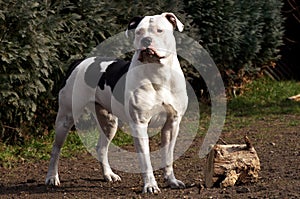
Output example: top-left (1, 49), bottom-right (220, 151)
top-left (141, 37), bottom-right (152, 47)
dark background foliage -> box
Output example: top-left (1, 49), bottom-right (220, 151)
top-left (0, 0), bottom-right (286, 144)
top-left (280, 0), bottom-right (300, 80)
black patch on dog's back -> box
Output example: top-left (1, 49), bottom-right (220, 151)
top-left (101, 59), bottom-right (130, 91)
top-left (84, 57), bottom-right (130, 104)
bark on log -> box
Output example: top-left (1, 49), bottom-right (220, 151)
top-left (205, 136), bottom-right (260, 188)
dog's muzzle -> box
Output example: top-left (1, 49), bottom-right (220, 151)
top-left (138, 48), bottom-right (165, 63)
top-left (138, 36), bottom-right (165, 64)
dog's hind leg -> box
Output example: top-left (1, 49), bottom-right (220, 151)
top-left (95, 103), bottom-right (121, 182)
top-left (45, 105), bottom-right (74, 186)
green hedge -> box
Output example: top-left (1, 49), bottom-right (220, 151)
top-left (185, 0), bottom-right (284, 88)
top-left (0, 0), bottom-right (284, 144)
top-left (0, 0), bottom-right (119, 143)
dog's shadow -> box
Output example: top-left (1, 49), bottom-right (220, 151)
top-left (0, 178), bottom-right (193, 196)
top-left (0, 178), bottom-right (107, 196)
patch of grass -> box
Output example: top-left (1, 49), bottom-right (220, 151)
top-left (222, 115), bottom-right (254, 132)
top-left (112, 130), bottom-right (133, 146)
top-left (288, 120), bottom-right (300, 127)
top-left (0, 144), bottom-right (19, 168)
top-left (0, 127), bottom-right (136, 168)
top-left (0, 130), bottom-right (85, 168)
top-left (228, 78), bottom-right (300, 117)
top-left (61, 131), bottom-right (86, 158)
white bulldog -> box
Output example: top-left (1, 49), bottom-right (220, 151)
top-left (45, 12), bottom-right (188, 194)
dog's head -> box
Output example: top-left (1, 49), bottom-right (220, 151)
top-left (126, 13), bottom-right (184, 64)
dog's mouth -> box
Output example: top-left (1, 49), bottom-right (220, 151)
top-left (138, 48), bottom-right (165, 63)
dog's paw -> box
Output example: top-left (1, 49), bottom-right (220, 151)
top-left (143, 182), bottom-right (161, 194)
top-left (45, 174), bottom-right (60, 186)
top-left (104, 172), bottom-right (121, 182)
top-left (168, 178), bottom-right (185, 189)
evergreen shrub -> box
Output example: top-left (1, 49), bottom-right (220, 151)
top-left (185, 0), bottom-right (284, 93)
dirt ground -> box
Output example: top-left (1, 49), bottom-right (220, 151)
top-left (0, 114), bottom-right (299, 198)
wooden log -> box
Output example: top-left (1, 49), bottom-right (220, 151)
top-left (205, 136), bottom-right (260, 188)
top-left (288, 94), bottom-right (300, 101)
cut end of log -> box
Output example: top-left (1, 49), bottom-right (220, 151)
top-left (205, 137), bottom-right (260, 188)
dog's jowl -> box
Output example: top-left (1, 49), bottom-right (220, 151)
top-left (45, 13), bottom-right (188, 194)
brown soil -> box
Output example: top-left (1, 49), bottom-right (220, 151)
top-left (1, 114), bottom-right (299, 198)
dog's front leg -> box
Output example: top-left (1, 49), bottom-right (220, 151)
top-left (161, 115), bottom-right (185, 189)
top-left (130, 122), bottom-right (161, 194)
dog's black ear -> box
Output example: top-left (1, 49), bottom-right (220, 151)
top-left (125, 16), bottom-right (144, 38)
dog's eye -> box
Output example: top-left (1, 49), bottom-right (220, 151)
top-left (157, 29), bottom-right (163, 33)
